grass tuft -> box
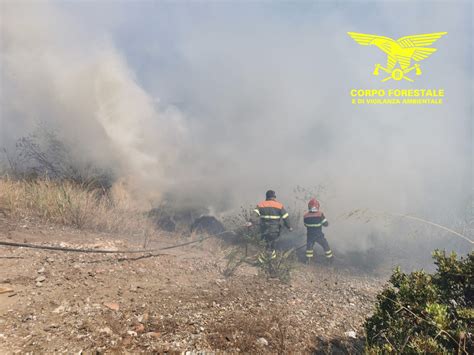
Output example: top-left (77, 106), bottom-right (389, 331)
top-left (0, 177), bottom-right (156, 237)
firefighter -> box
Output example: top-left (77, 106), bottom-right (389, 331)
top-left (251, 190), bottom-right (292, 262)
top-left (304, 198), bottom-right (333, 263)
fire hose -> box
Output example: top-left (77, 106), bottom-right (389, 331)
top-left (0, 233), bottom-right (227, 254)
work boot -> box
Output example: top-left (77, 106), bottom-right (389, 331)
top-left (325, 250), bottom-right (333, 261)
top-left (325, 250), bottom-right (334, 265)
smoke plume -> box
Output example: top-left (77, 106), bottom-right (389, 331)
top-left (1, 1), bottom-right (471, 258)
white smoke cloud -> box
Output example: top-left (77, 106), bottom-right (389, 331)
top-left (0, 0), bottom-right (187, 202)
top-left (0, 1), bottom-right (471, 256)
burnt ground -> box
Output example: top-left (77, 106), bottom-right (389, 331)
top-left (0, 218), bottom-right (386, 353)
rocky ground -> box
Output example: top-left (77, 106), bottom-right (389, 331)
top-left (0, 218), bottom-right (386, 353)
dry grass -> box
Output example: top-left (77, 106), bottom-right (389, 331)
top-left (0, 177), bottom-right (156, 237)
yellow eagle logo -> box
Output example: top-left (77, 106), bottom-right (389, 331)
top-left (347, 32), bottom-right (447, 82)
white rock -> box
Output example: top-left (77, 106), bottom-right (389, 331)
top-left (127, 330), bottom-right (137, 337)
top-left (52, 305), bottom-right (65, 314)
top-left (344, 330), bottom-right (357, 339)
top-left (35, 276), bottom-right (46, 282)
top-left (100, 327), bottom-right (112, 335)
top-left (257, 337), bottom-right (268, 346)
top-left (37, 267), bottom-right (45, 274)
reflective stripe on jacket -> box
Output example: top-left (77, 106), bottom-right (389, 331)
top-left (253, 199), bottom-right (290, 233)
top-left (303, 211), bottom-right (328, 237)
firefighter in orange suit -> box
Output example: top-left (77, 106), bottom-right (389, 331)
top-left (251, 190), bottom-right (292, 261)
top-left (304, 198), bottom-right (333, 262)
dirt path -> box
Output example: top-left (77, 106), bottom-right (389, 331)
top-left (0, 222), bottom-right (385, 353)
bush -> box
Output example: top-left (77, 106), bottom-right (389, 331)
top-left (220, 206), bottom-right (296, 281)
top-left (221, 247), bottom-right (246, 278)
top-left (257, 248), bottom-right (296, 283)
top-left (365, 250), bottom-right (473, 354)
top-left (2, 124), bottom-right (114, 189)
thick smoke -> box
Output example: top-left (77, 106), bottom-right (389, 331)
top-left (0, 1), bottom-right (187, 202)
top-left (1, 1), bottom-right (471, 257)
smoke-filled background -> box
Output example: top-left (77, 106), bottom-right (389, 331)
top-left (1, 1), bottom-right (472, 261)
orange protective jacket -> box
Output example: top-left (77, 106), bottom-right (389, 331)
top-left (253, 199), bottom-right (290, 234)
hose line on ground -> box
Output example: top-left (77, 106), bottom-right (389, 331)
top-left (0, 234), bottom-right (217, 254)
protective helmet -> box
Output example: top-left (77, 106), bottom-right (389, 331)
top-left (266, 190), bottom-right (276, 199)
top-left (308, 198), bottom-right (320, 212)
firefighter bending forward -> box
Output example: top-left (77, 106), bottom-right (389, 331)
top-left (252, 190), bottom-right (292, 262)
top-left (304, 198), bottom-right (333, 263)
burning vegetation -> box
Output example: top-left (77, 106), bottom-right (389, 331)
top-left (0, 130), bottom-right (472, 352)
top-left (1, 1), bottom-right (472, 352)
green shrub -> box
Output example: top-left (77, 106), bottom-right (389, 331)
top-left (221, 247), bottom-right (246, 278)
top-left (257, 248), bottom-right (296, 283)
top-left (365, 250), bottom-right (473, 354)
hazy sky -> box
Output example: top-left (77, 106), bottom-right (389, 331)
top-left (1, 0), bottom-right (472, 252)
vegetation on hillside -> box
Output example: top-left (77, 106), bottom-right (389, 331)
top-left (365, 250), bottom-right (473, 354)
